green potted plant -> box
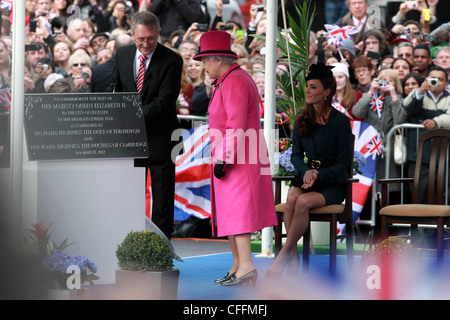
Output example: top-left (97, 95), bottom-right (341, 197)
top-left (115, 230), bottom-right (179, 300)
top-left (274, 0), bottom-right (315, 128)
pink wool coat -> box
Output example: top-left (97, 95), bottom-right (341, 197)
top-left (208, 63), bottom-right (277, 237)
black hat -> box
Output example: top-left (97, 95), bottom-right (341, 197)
top-left (90, 32), bottom-right (110, 46)
top-left (305, 62), bottom-right (334, 82)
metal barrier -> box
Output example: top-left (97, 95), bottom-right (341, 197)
top-left (356, 123), bottom-right (450, 227)
top-left (385, 123), bottom-right (449, 205)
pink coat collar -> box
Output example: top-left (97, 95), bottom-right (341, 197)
top-left (213, 63), bottom-right (241, 88)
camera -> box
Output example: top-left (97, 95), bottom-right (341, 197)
top-left (405, 0), bottom-right (418, 9)
top-left (423, 8), bottom-right (431, 22)
top-left (367, 51), bottom-right (381, 61)
top-left (256, 5), bottom-right (265, 12)
top-left (378, 80), bottom-right (388, 88)
top-left (29, 19), bottom-right (38, 32)
top-left (81, 70), bottom-right (90, 81)
top-left (25, 43), bottom-right (40, 51)
top-left (405, 27), bottom-right (410, 34)
top-left (422, 34), bottom-right (434, 42)
top-left (427, 78), bottom-right (439, 86)
top-left (220, 25), bottom-right (234, 31)
top-left (197, 24), bottom-right (209, 32)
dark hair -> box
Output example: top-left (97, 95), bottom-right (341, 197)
top-left (392, 57), bottom-right (412, 71)
top-left (361, 29), bottom-right (390, 57)
top-left (295, 76), bottom-right (336, 137)
top-left (428, 65), bottom-right (449, 82)
top-left (413, 43), bottom-right (431, 57)
top-left (47, 78), bottom-right (78, 93)
top-left (37, 57), bottom-right (55, 72)
top-left (401, 72), bottom-right (422, 97)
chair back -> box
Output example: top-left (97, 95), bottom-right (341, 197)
top-left (339, 134), bottom-right (355, 223)
top-left (413, 129), bottom-right (450, 204)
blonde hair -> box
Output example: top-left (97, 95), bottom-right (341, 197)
top-left (378, 68), bottom-right (403, 95)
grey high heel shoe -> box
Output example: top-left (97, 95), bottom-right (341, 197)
top-left (221, 269), bottom-right (258, 287)
top-left (214, 272), bottom-right (236, 284)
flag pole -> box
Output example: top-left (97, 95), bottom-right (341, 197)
top-left (257, 0), bottom-right (277, 259)
top-left (10, 2), bottom-right (25, 229)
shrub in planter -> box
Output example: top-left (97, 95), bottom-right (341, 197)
top-left (115, 230), bottom-right (179, 300)
top-left (116, 230), bottom-right (174, 272)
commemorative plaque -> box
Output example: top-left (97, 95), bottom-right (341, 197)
top-left (24, 93), bottom-right (149, 160)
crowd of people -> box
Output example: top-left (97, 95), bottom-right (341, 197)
top-left (1, 0), bottom-right (449, 199)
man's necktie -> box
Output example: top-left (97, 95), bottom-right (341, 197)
top-left (136, 54), bottom-right (147, 93)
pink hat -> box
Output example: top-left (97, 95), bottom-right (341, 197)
top-left (193, 31), bottom-right (238, 61)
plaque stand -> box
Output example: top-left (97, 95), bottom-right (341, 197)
top-left (23, 151), bottom-right (145, 284)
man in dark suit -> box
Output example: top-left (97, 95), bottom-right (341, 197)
top-left (336, 0), bottom-right (387, 54)
top-left (111, 11), bottom-right (183, 239)
top-left (91, 34), bottom-right (134, 92)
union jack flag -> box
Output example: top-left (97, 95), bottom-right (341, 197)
top-left (366, 133), bottom-right (384, 160)
top-left (369, 91), bottom-right (384, 118)
top-left (145, 125), bottom-right (211, 224)
top-left (324, 24), bottom-right (360, 48)
top-left (338, 121), bottom-right (380, 234)
top-left (0, 87), bottom-right (11, 111)
top-left (1, 0), bottom-right (13, 10)
top-left (332, 96), bottom-right (353, 120)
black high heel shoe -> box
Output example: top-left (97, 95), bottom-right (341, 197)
top-left (221, 269), bottom-right (258, 287)
top-left (214, 272), bottom-right (236, 284)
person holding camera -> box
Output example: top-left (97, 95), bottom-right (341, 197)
top-left (145, 0), bottom-right (206, 42)
top-left (403, 66), bottom-right (450, 203)
top-left (392, 0), bottom-right (437, 27)
top-left (105, 0), bottom-right (131, 32)
top-left (353, 68), bottom-right (407, 197)
top-left (31, 57), bottom-right (56, 93)
top-left (68, 51), bottom-right (92, 92)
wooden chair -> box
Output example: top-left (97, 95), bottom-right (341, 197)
top-left (379, 129), bottom-right (450, 263)
top-left (274, 136), bottom-right (356, 275)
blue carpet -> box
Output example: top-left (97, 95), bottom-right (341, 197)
top-left (174, 253), bottom-right (356, 300)
top-left (174, 252), bottom-right (450, 300)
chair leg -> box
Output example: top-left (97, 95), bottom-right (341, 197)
top-left (437, 218), bottom-right (444, 263)
top-left (302, 224), bottom-right (311, 273)
top-left (381, 215), bottom-right (389, 239)
top-left (274, 212), bottom-right (282, 256)
top-left (329, 215), bottom-right (337, 276)
top-left (346, 221), bottom-right (354, 270)
top-left (411, 224), bottom-right (419, 246)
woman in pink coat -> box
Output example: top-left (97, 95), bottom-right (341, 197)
top-left (193, 31), bottom-right (277, 287)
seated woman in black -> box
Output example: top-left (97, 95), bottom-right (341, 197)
top-left (266, 63), bottom-right (353, 277)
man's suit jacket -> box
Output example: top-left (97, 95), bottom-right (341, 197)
top-left (338, 12), bottom-right (387, 45)
top-left (91, 55), bottom-right (115, 92)
top-left (112, 43), bottom-right (183, 161)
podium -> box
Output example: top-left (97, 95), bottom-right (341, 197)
top-left (23, 93), bottom-right (148, 284)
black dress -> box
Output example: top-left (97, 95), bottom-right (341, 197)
top-left (291, 107), bottom-right (353, 205)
